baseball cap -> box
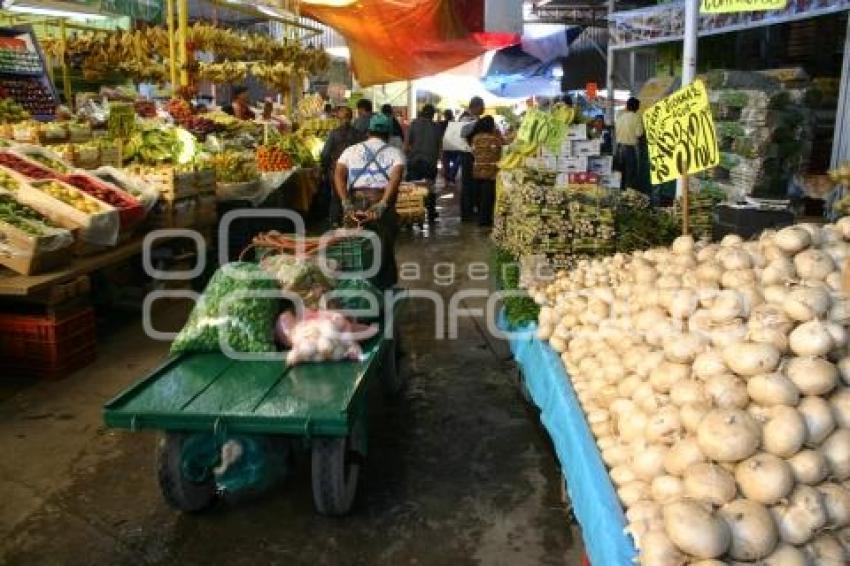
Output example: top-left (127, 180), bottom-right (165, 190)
top-left (368, 113), bottom-right (392, 133)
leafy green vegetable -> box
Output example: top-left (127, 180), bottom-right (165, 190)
top-left (492, 248), bottom-right (539, 327)
top-left (171, 262), bottom-right (280, 354)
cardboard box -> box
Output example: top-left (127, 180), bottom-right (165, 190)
top-left (566, 124), bottom-right (588, 141)
top-left (589, 155), bottom-right (614, 175)
top-left (542, 156), bottom-right (558, 171)
top-left (572, 139), bottom-right (602, 156)
top-left (557, 156), bottom-right (588, 173)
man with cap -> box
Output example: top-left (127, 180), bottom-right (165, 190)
top-left (335, 113), bottom-right (406, 289)
top-left (458, 96), bottom-right (485, 221)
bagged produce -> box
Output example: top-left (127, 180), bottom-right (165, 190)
top-left (259, 253), bottom-right (334, 308)
top-left (171, 262), bottom-right (280, 354)
top-left (276, 309), bottom-right (378, 366)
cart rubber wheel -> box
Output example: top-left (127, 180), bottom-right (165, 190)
top-left (381, 339), bottom-right (407, 396)
top-left (157, 432), bottom-right (217, 513)
top-left (311, 435), bottom-right (360, 516)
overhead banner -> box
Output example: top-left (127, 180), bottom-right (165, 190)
top-left (610, 0), bottom-right (850, 49)
top-left (643, 80), bottom-right (720, 185)
top-left (701, 0), bottom-right (788, 13)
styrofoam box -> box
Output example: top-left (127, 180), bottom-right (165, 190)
top-left (542, 156), bottom-right (558, 170)
top-left (558, 156), bottom-right (588, 173)
top-left (556, 173), bottom-right (568, 186)
top-left (572, 139), bottom-right (602, 156)
top-left (566, 124), bottom-right (588, 141)
top-left (600, 172), bottom-right (622, 188)
top-left (589, 155), bottom-right (613, 175)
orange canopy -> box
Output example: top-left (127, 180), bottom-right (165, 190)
top-left (300, 0), bottom-right (518, 86)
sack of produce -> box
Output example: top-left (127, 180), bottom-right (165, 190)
top-left (276, 309), bottom-right (378, 366)
top-left (171, 262), bottom-right (280, 354)
top-left (259, 253), bottom-right (334, 308)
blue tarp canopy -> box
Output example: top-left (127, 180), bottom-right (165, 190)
top-left (482, 26), bottom-right (608, 98)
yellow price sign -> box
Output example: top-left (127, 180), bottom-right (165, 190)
top-left (643, 79), bottom-right (720, 185)
top-left (701, 0), bottom-right (787, 13)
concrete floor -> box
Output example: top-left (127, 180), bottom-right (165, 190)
top-left (0, 190), bottom-right (580, 566)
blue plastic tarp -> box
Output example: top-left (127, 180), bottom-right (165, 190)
top-left (500, 312), bottom-right (638, 566)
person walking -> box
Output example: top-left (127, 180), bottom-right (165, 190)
top-left (334, 113), bottom-right (406, 289)
top-left (405, 104), bottom-right (442, 222)
top-left (459, 96), bottom-right (485, 221)
top-left (381, 104), bottom-right (405, 149)
top-left (615, 97), bottom-right (644, 192)
top-left (320, 106), bottom-right (363, 226)
top-left (352, 98), bottom-right (374, 137)
top-left (469, 116), bottom-right (503, 227)
top-left (438, 109), bottom-right (459, 186)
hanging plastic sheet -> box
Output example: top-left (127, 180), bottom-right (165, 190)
top-left (300, 0), bottom-right (518, 86)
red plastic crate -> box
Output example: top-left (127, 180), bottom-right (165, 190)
top-left (0, 308), bottom-right (97, 379)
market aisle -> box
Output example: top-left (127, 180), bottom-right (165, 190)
top-left (0, 191), bottom-right (579, 566)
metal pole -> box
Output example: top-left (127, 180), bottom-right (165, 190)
top-left (407, 80), bottom-right (416, 120)
top-left (678, 0), bottom-right (699, 235)
top-left (177, 0), bottom-right (189, 87)
top-left (605, 0), bottom-right (615, 126)
top-left (59, 20), bottom-right (71, 110)
top-left (166, 0), bottom-right (178, 90)
top-left (831, 15), bottom-right (850, 169)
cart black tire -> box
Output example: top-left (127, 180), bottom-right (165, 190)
top-left (157, 432), bottom-right (217, 513)
top-left (311, 436), bottom-right (360, 516)
top-left (381, 339), bottom-right (407, 397)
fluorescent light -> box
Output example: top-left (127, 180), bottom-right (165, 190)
top-left (6, 5), bottom-right (108, 20)
top-left (552, 66), bottom-right (564, 78)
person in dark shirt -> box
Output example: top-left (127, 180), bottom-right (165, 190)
top-left (405, 104), bottom-right (442, 221)
top-left (381, 103), bottom-right (405, 148)
top-left (352, 98), bottom-right (374, 136)
top-left (320, 106), bottom-right (364, 226)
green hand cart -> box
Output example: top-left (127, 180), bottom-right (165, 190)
top-left (102, 306), bottom-right (405, 516)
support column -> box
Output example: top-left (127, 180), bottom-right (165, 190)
top-left (177, 0), bottom-right (189, 87)
top-left (407, 80), bottom-right (416, 120)
top-left (605, 0), bottom-right (615, 125)
top-left (831, 14), bottom-right (850, 169)
top-left (167, 0), bottom-right (178, 90)
top-left (677, 0), bottom-right (699, 224)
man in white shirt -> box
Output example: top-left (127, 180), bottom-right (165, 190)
top-left (335, 113), bottom-right (406, 289)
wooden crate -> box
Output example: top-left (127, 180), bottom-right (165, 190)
top-left (196, 193), bottom-right (217, 226)
top-left (99, 146), bottom-right (121, 169)
top-left (151, 196), bottom-right (198, 229)
top-left (194, 168), bottom-right (216, 194)
top-left (0, 219), bottom-right (71, 274)
top-left (124, 165), bottom-right (196, 201)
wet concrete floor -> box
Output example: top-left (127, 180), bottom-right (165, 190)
top-left (0, 191), bottom-right (580, 565)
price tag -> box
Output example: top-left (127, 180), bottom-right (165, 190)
top-left (586, 82), bottom-right (598, 100)
top-left (701, 0), bottom-right (787, 14)
top-left (643, 79), bottom-right (720, 185)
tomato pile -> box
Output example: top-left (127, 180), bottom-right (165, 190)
top-left (256, 145), bottom-right (294, 172)
top-left (0, 152), bottom-right (54, 179)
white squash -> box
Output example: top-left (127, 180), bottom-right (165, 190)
top-left (663, 500), bottom-right (730, 559)
top-left (718, 499), bottom-right (779, 561)
top-left (734, 453), bottom-right (793, 505)
top-left (683, 462), bottom-right (737, 506)
top-left (697, 409), bottom-right (761, 462)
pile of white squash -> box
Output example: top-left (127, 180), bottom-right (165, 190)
top-left (534, 221), bottom-right (850, 565)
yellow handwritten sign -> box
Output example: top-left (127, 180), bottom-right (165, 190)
top-left (643, 79), bottom-right (720, 185)
top-left (701, 0), bottom-right (787, 14)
